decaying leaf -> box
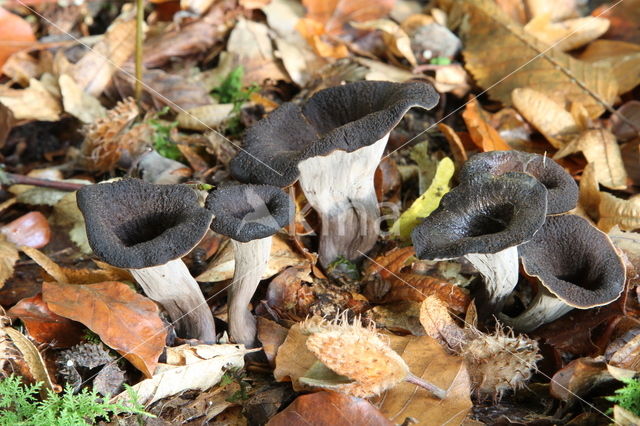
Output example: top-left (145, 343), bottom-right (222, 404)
top-left (267, 391), bottom-right (393, 426)
top-left (0, 212), bottom-right (50, 249)
top-left (549, 357), bottom-right (612, 404)
top-left (176, 104), bottom-right (234, 131)
top-left (0, 7), bottom-right (35, 68)
top-left (3, 326), bottom-right (58, 393)
top-left (112, 344), bottom-right (250, 406)
top-left (419, 295), bottom-right (466, 350)
top-left (43, 281), bottom-right (167, 377)
top-left (524, 15), bottom-right (609, 52)
top-left (71, 13), bottom-right (136, 96)
top-left (197, 236), bottom-right (308, 282)
top-left (59, 74), bottom-right (106, 124)
top-left (511, 87), bottom-right (581, 148)
top-left (554, 129), bottom-right (627, 190)
top-left (350, 20), bottom-right (417, 67)
top-left (0, 77), bottom-right (61, 121)
top-left (7, 294), bottom-right (83, 348)
top-left (390, 157), bottom-right (454, 240)
top-left (0, 234), bottom-right (19, 289)
top-left (52, 191), bottom-right (92, 254)
top-left (578, 40), bottom-right (640, 96)
top-left (462, 97), bottom-right (511, 151)
top-left (449, 0), bottom-right (618, 118)
top-left (598, 192), bottom-right (640, 232)
top-left (302, 0), bottom-right (394, 35)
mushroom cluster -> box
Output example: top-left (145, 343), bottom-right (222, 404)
top-left (230, 80), bottom-right (439, 267)
top-left (411, 150), bottom-right (625, 330)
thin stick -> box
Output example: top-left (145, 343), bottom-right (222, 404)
top-left (134, 0), bottom-right (144, 102)
top-left (405, 373), bottom-right (447, 399)
top-left (0, 173), bottom-right (85, 191)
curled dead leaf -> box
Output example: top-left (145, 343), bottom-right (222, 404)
top-left (462, 97), bottom-right (511, 151)
top-left (598, 192), bottom-right (640, 232)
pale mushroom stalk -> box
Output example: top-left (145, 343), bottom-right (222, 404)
top-left (298, 135), bottom-right (388, 266)
top-left (130, 259), bottom-right (217, 342)
top-left (466, 247), bottom-right (519, 313)
top-left (228, 237), bottom-right (272, 347)
top-left (205, 184), bottom-right (293, 347)
top-left (499, 288), bottom-right (573, 332)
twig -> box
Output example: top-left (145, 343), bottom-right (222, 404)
top-left (0, 172), bottom-right (85, 191)
top-left (405, 373), bottom-right (447, 399)
top-left (134, 0), bottom-right (144, 102)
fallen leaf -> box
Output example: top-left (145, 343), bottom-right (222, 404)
top-left (52, 191), bottom-right (91, 253)
top-left (368, 301), bottom-right (425, 336)
top-left (302, 0), bottom-right (395, 35)
top-left (3, 326), bottom-right (59, 394)
top-left (267, 391), bottom-right (393, 426)
top-left (524, 15), bottom-right (609, 52)
top-left (10, 178), bottom-right (89, 206)
top-left (525, 0), bottom-right (578, 21)
top-left (0, 7), bottom-right (36, 68)
top-left (0, 77), bottom-right (61, 121)
top-left (42, 281), bottom-right (167, 377)
top-left (611, 101), bottom-right (640, 142)
top-left (593, 0), bottom-right (640, 44)
top-left (433, 64), bottom-right (470, 97)
top-left (273, 323), bottom-right (323, 388)
top-left (453, 0), bottom-right (618, 118)
top-left (549, 357), bottom-right (612, 404)
top-left (438, 123), bottom-right (468, 167)
top-left (176, 104), bottom-right (234, 131)
top-left (0, 103), bottom-right (14, 149)
top-left (7, 294), bottom-right (83, 348)
top-left (357, 57), bottom-right (415, 82)
top-left (197, 236), bottom-right (308, 282)
top-left (0, 211), bottom-right (50, 249)
top-left (351, 20), bottom-right (417, 67)
top-left (511, 87), bottom-right (581, 148)
top-left (59, 74), bottom-right (106, 124)
top-left (371, 334), bottom-right (472, 425)
top-left (609, 333), bottom-right (640, 371)
top-left (554, 129), bottom-right (627, 190)
top-left (579, 162), bottom-right (600, 220)
top-left (462, 97), bottom-right (512, 151)
top-left (112, 343), bottom-right (249, 406)
top-left (71, 13), bottom-right (136, 96)
top-left (614, 405), bottom-right (640, 426)
top-left (0, 234), bottom-right (19, 289)
top-left (419, 295), bottom-right (467, 349)
top-left (257, 317), bottom-right (290, 366)
top-left (1, 49), bottom-right (40, 87)
top-left (578, 40), bottom-right (640, 96)
top-left (598, 192), bottom-right (640, 232)
top-left (389, 157), bottom-right (454, 240)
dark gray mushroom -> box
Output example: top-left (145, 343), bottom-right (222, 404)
top-left (230, 80), bottom-right (439, 267)
top-left (411, 173), bottom-right (548, 314)
top-left (77, 179), bottom-right (216, 343)
top-left (205, 184), bottom-right (293, 347)
top-left (501, 214), bottom-right (625, 332)
top-left (458, 150), bottom-right (578, 214)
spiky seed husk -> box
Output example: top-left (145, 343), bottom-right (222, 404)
top-left (460, 325), bottom-right (541, 399)
top-left (304, 316), bottom-right (410, 398)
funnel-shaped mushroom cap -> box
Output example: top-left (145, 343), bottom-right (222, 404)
top-left (230, 80), bottom-right (439, 187)
top-left (205, 184), bottom-right (293, 242)
top-left (77, 179), bottom-right (213, 269)
top-left (519, 214), bottom-right (625, 308)
top-left (459, 151), bottom-right (578, 214)
top-left (411, 173), bottom-right (548, 260)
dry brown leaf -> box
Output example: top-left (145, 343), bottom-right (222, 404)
top-left (0, 77), bottom-right (61, 121)
top-left (176, 104), bottom-right (234, 131)
top-left (7, 294), bottom-right (83, 348)
top-left (554, 129), bottom-right (627, 190)
top-left (52, 191), bottom-right (91, 253)
top-left (609, 333), bottom-right (640, 371)
top-left (0, 234), bottom-right (19, 289)
top-left (3, 326), bottom-right (59, 393)
top-left (59, 74), bottom-right (106, 124)
top-left (579, 162), bottom-right (600, 220)
top-left (419, 295), bottom-right (466, 350)
top-left (302, 0), bottom-right (395, 35)
top-left (273, 323), bottom-right (318, 388)
top-left (525, 0), bottom-right (578, 21)
top-left (372, 334), bottom-right (472, 425)
top-left (511, 87), bottom-right (581, 148)
top-left (550, 357), bottom-right (611, 404)
top-left (241, 0), bottom-right (271, 8)
top-left (71, 14), bottom-right (136, 96)
top-left (593, 0), bottom-right (640, 44)
top-left (598, 192), bottom-right (640, 232)
top-left (0, 212), bottom-right (50, 249)
top-left (450, 0), bottom-right (618, 118)
top-left (197, 236), bottom-right (308, 282)
top-left (2, 50), bottom-right (40, 86)
top-left (611, 101), bottom-right (640, 142)
top-left (351, 20), bottom-right (417, 67)
top-left (43, 281), bottom-right (166, 377)
top-left (438, 123), bottom-right (468, 167)
top-left (524, 15), bottom-right (609, 52)
top-left (433, 64), bottom-right (470, 97)
top-left (112, 344), bottom-right (249, 406)
top-left (0, 7), bottom-right (36, 68)
top-left (257, 317), bottom-right (289, 366)
top-left (268, 391), bottom-right (393, 426)
top-left (578, 40), bottom-right (640, 97)
top-left (462, 97), bottom-right (511, 151)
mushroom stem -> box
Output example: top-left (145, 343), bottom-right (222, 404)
top-left (298, 135), bottom-right (389, 267)
top-left (499, 289), bottom-right (573, 332)
top-left (466, 246), bottom-right (519, 315)
top-left (130, 259), bottom-right (216, 343)
top-left (229, 237), bottom-right (272, 347)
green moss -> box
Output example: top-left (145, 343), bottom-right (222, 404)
top-left (607, 377), bottom-right (640, 416)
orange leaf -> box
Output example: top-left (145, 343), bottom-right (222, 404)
top-left (462, 96), bottom-right (511, 152)
top-left (0, 7), bottom-right (36, 69)
top-left (42, 281), bottom-right (166, 377)
top-left (302, 0), bottom-right (395, 35)
top-left (268, 391), bottom-right (393, 426)
top-left (7, 294), bottom-right (83, 348)
top-left (0, 212), bottom-right (50, 249)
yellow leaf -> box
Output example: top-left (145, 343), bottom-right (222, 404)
top-left (598, 192), bottom-right (640, 232)
top-left (524, 15), bottom-right (609, 52)
top-left (0, 234), bottom-right (18, 288)
top-left (390, 157), bottom-right (454, 240)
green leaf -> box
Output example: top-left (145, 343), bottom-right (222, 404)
top-left (390, 157), bottom-right (455, 240)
